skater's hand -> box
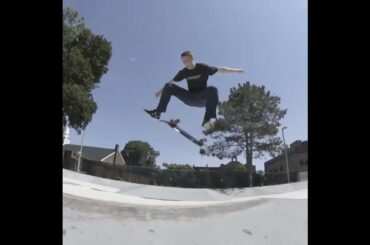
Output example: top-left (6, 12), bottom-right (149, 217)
top-left (155, 90), bottom-right (162, 98)
top-left (155, 81), bottom-right (175, 98)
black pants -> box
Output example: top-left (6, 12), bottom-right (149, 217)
top-left (156, 83), bottom-right (219, 121)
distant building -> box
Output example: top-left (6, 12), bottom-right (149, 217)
top-left (62, 144), bottom-right (154, 184)
top-left (264, 140), bottom-right (307, 184)
top-left (63, 144), bottom-right (125, 166)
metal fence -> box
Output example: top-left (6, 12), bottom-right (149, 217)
top-left (63, 155), bottom-right (263, 188)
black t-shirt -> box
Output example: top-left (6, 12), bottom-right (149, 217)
top-left (173, 63), bottom-right (218, 92)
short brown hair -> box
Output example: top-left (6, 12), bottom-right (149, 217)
top-left (181, 51), bottom-right (193, 58)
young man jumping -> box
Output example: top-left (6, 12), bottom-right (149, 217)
top-left (145, 51), bottom-right (245, 132)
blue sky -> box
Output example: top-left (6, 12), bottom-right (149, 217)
top-left (63, 0), bottom-right (307, 171)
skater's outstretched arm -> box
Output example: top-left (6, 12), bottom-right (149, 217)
top-left (218, 67), bottom-right (245, 74)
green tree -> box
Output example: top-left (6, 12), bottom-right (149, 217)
top-left (63, 7), bottom-right (112, 133)
top-left (205, 82), bottom-right (287, 186)
top-left (121, 141), bottom-right (160, 167)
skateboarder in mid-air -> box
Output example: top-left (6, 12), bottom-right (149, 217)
top-left (145, 51), bottom-right (245, 132)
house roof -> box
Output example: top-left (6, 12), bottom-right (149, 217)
top-left (63, 144), bottom-right (115, 162)
top-left (264, 140), bottom-right (308, 166)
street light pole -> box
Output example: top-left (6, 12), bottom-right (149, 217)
top-left (282, 126), bottom-right (290, 183)
top-left (77, 129), bottom-right (86, 173)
